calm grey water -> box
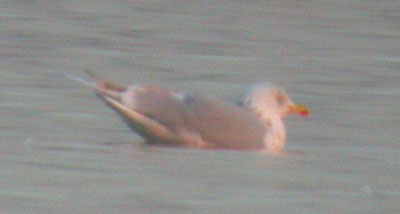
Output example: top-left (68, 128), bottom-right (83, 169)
top-left (1, 0), bottom-right (399, 213)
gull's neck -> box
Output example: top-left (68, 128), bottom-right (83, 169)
top-left (245, 98), bottom-right (287, 152)
top-left (263, 116), bottom-right (286, 154)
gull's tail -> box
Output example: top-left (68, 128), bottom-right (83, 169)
top-left (63, 71), bottom-right (96, 88)
top-left (83, 68), bottom-right (127, 92)
top-left (80, 68), bottom-right (177, 143)
top-left (81, 68), bottom-right (127, 100)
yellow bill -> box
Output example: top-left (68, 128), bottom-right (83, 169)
top-left (288, 104), bottom-right (310, 116)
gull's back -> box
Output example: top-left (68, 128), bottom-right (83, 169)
top-left (181, 94), bottom-right (268, 150)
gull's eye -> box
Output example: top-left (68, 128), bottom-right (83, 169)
top-left (275, 93), bottom-right (286, 106)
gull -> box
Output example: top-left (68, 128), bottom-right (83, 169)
top-left (84, 69), bottom-right (309, 153)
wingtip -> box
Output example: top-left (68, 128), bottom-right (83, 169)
top-left (101, 96), bottom-right (176, 143)
top-left (83, 68), bottom-right (127, 92)
top-left (83, 67), bottom-right (99, 82)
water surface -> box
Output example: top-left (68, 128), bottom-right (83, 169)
top-left (1, 0), bottom-right (399, 213)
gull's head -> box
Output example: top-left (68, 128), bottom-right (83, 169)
top-left (242, 83), bottom-right (310, 121)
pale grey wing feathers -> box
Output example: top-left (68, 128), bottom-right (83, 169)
top-left (181, 95), bottom-right (267, 150)
top-left (123, 85), bottom-right (186, 133)
top-left (102, 96), bottom-right (176, 143)
top-left (85, 70), bottom-right (177, 144)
